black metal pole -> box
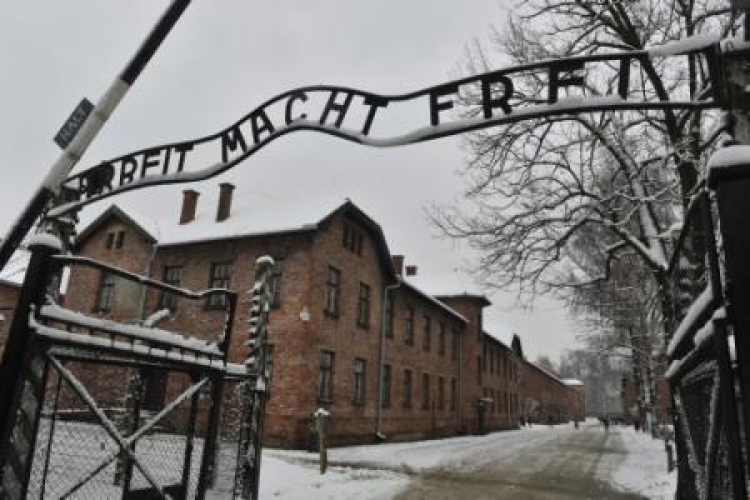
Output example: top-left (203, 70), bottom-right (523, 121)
top-left (701, 189), bottom-right (748, 498)
top-left (0, 0), bottom-right (192, 273)
top-left (0, 237), bottom-right (59, 489)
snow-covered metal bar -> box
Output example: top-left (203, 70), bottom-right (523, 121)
top-left (667, 286), bottom-right (716, 358)
top-left (38, 304), bottom-right (221, 355)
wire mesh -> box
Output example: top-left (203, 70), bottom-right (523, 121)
top-left (25, 359), bottom-right (247, 500)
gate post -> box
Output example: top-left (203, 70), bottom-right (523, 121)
top-left (708, 161), bottom-right (750, 498)
top-left (0, 234), bottom-right (61, 498)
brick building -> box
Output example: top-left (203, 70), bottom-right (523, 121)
top-left (562, 379), bottom-right (586, 422)
top-left (0, 279), bottom-right (21, 358)
top-left (60, 185), bottom-right (533, 447)
top-left (0, 248), bottom-right (28, 358)
top-left (511, 336), bottom-right (585, 425)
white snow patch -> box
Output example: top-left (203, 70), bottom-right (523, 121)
top-left (650, 34), bottom-right (718, 56)
top-left (709, 145), bottom-right (750, 168)
top-left (38, 304), bottom-right (221, 355)
top-left (600, 427), bottom-right (677, 499)
top-left (28, 232), bottom-right (63, 251)
top-left (667, 286), bottom-right (713, 357)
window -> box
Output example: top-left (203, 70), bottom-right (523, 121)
top-left (422, 316), bottom-right (431, 352)
top-left (422, 373), bottom-right (430, 409)
top-left (450, 378), bottom-right (457, 411)
top-left (357, 282), bottom-right (371, 328)
top-left (451, 327), bottom-right (459, 361)
top-left (483, 343), bottom-right (488, 372)
top-left (382, 364), bottom-right (392, 408)
top-left (143, 369), bottom-right (167, 411)
top-left (157, 266), bottom-right (183, 310)
top-left (490, 347), bottom-right (495, 374)
top-left (353, 358), bottom-right (366, 406)
top-left (105, 232), bottom-right (115, 249)
top-left (319, 351), bottom-right (335, 401)
top-left (325, 266), bottom-right (340, 316)
top-left (438, 322), bottom-right (446, 356)
top-left (405, 306), bottom-right (414, 345)
top-left (477, 356), bottom-right (482, 385)
top-left (270, 258), bottom-right (284, 308)
top-left (94, 272), bottom-right (116, 312)
top-left (343, 223), bottom-right (363, 255)
top-left (115, 230), bottom-right (125, 249)
top-left (384, 292), bottom-right (394, 338)
top-left (206, 263), bottom-right (232, 308)
top-left (438, 376), bottom-right (445, 410)
top-left (403, 369), bottom-right (413, 408)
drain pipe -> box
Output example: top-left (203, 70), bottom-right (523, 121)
top-left (376, 281), bottom-right (400, 440)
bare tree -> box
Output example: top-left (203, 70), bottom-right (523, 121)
top-left (431, 0), bottom-right (734, 323)
top-left (431, 3), bottom-right (737, 494)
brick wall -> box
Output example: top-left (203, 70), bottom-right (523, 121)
top-left (0, 281), bottom-right (20, 358)
top-left (519, 361), bottom-right (572, 424)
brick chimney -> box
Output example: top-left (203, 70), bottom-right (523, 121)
top-left (392, 255), bottom-right (404, 276)
top-left (179, 189), bottom-right (200, 224)
top-left (216, 183), bottom-right (235, 222)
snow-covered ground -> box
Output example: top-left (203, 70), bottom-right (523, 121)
top-left (260, 421), bottom-right (677, 499)
top-left (28, 419), bottom-right (675, 498)
top-left (602, 426), bottom-right (677, 499)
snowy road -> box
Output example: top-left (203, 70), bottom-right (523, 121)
top-left (263, 421), bottom-right (675, 499)
top-left (393, 423), bottom-right (643, 499)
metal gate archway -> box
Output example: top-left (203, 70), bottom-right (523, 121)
top-left (0, 1), bottom-right (750, 498)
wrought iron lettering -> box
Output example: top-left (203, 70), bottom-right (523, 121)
top-left (51, 43), bottom-right (723, 217)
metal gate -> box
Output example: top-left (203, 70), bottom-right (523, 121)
top-left (0, 247), bottom-right (274, 499)
top-left (664, 145), bottom-right (750, 499)
top-left (27, 355), bottom-right (215, 499)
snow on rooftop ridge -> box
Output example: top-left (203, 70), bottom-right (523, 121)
top-left (123, 207), bottom-right (161, 241)
top-left (399, 277), bottom-right (468, 324)
top-left (562, 378), bottom-right (584, 386)
top-left (156, 193), bottom-right (345, 247)
top-left (529, 361), bottom-right (567, 386)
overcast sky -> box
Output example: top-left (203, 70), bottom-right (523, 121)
top-left (0, 1), bottom-right (583, 362)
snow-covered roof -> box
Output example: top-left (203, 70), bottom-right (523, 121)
top-left (406, 270), bottom-right (488, 302)
top-left (76, 192), bottom-right (398, 282)
top-left (482, 330), bottom-right (511, 350)
top-left (399, 277), bottom-right (468, 324)
top-left (526, 361), bottom-right (568, 388)
top-left (156, 191), bottom-right (344, 247)
top-left (76, 205), bottom-right (160, 247)
top-left (562, 378), bottom-right (584, 387)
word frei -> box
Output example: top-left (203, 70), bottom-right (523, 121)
top-left (57, 44), bottom-right (719, 215)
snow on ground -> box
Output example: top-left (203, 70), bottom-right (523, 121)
top-left (602, 426), bottom-right (677, 500)
top-left (261, 421), bottom-right (677, 499)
